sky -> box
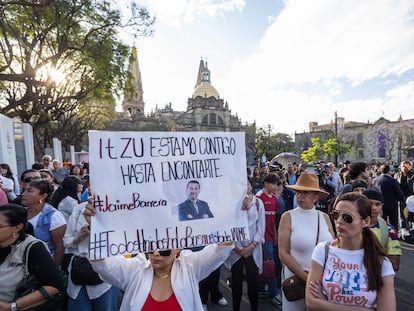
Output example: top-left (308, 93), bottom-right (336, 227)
top-left (117, 0), bottom-right (414, 137)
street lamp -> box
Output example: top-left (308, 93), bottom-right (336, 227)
top-left (335, 111), bottom-right (338, 167)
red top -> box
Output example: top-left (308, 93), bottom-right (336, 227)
top-left (257, 192), bottom-right (277, 241)
top-left (141, 292), bottom-right (182, 311)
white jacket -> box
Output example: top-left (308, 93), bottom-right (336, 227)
top-left (91, 243), bottom-right (233, 311)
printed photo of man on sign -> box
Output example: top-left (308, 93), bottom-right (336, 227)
top-left (178, 180), bottom-right (214, 221)
top-left (88, 131), bottom-right (249, 259)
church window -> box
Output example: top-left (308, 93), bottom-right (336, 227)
top-left (210, 113), bottom-right (217, 125)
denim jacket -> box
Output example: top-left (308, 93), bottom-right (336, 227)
top-left (34, 203), bottom-right (56, 254)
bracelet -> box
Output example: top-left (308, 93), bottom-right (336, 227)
top-left (10, 302), bottom-right (18, 311)
top-left (251, 241), bottom-right (258, 247)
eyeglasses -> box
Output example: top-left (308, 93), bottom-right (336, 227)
top-left (330, 210), bottom-right (364, 224)
top-left (150, 249), bottom-right (172, 257)
top-left (23, 176), bottom-right (42, 183)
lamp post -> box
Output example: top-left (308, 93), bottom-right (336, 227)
top-left (335, 111), bottom-right (338, 167)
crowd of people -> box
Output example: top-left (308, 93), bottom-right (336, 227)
top-left (1, 155), bottom-right (412, 310)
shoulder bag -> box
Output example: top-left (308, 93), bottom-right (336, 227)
top-left (258, 251), bottom-right (276, 281)
top-left (281, 212), bottom-right (320, 301)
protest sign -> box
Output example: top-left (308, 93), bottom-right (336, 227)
top-left (88, 131), bottom-right (249, 259)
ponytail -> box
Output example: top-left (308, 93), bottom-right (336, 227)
top-left (362, 227), bottom-right (388, 291)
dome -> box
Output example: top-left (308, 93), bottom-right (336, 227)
top-left (192, 82), bottom-right (219, 99)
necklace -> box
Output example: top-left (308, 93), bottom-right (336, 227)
top-left (155, 273), bottom-right (170, 279)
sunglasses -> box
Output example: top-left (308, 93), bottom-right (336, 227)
top-left (150, 249), bottom-right (172, 257)
top-left (330, 210), bottom-right (364, 224)
top-left (23, 176), bottom-right (42, 183)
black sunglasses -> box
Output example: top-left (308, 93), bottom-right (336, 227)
top-left (150, 249), bottom-right (172, 257)
top-left (23, 176), bottom-right (42, 183)
top-left (330, 210), bottom-right (364, 224)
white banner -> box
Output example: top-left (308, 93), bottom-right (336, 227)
top-left (88, 131), bottom-right (249, 259)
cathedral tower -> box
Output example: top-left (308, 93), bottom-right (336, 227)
top-left (122, 46), bottom-right (145, 118)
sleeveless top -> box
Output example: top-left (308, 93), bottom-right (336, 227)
top-left (141, 292), bottom-right (182, 311)
top-left (284, 207), bottom-right (333, 278)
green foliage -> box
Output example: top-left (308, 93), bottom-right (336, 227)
top-left (301, 137), bottom-right (351, 164)
top-left (0, 0), bottom-right (154, 156)
top-left (255, 126), bottom-right (295, 159)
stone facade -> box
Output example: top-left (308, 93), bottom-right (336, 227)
top-left (295, 116), bottom-right (414, 164)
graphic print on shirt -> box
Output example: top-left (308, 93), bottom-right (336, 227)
top-left (324, 257), bottom-right (369, 306)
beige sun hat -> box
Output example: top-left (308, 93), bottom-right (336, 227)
top-left (285, 173), bottom-right (329, 198)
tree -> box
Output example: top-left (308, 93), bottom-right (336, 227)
top-left (301, 137), bottom-right (351, 164)
top-left (0, 0), bottom-right (155, 157)
top-left (255, 126), bottom-right (295, 160)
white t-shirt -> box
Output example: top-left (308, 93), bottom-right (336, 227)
top-left (312, 241), bottom-right (395, 308)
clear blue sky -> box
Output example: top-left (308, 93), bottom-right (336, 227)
top-left (118, 0), bottom-right (414, 136)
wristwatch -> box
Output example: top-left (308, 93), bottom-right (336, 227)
top-left (10, 302), bottom-right (18, 311)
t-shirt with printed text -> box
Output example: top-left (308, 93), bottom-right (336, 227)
top-left (312, 241), bottom-right (395, 308)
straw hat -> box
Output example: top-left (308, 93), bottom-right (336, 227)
top-left (285, 173), bottom-right (329, 198)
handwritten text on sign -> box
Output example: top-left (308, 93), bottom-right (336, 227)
top-left (89, 131), bottom-right (248, 259)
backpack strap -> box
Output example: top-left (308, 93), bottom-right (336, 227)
top-left (377, 217), bottom-right (388, 247)
top-left (323, 241), bottom-right (329, 268)
top-left (22, 240), bottom-right (40, 277)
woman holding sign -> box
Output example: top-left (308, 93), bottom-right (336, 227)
top-left (83, 202), bottom-right (234, 311)
top-left (63, 201), bottom-right (119, 311)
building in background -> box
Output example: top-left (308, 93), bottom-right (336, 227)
top-left (109, 48), bottom-right (257, 164)
top-left (295, 115), bottom-right (414, 165)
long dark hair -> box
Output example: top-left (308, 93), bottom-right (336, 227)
top-left (0, 163), bottom-right (14, 179)
top-left (52, 176), bottom-right (81, 207)
top-left (334, 192), bottom-right (388, 291)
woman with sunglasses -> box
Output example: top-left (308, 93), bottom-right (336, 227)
top-left (82, 201), bottom-right (233, 311)
top-left (306, 192), bottom-right (396, 311)
top-left (21, 179), bottom-right (66, 267)
top-left (63, 201), bottom-right (119, 311)
top-left (279, 173), bottom-right (335, 311)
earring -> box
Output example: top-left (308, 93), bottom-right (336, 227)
top-left (12, 232), bottom-right (16, 239)
top-left (38, 199), bottom-right (43, 204)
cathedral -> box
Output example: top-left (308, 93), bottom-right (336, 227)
top-left (110, 47), bottom-right (256, 163)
